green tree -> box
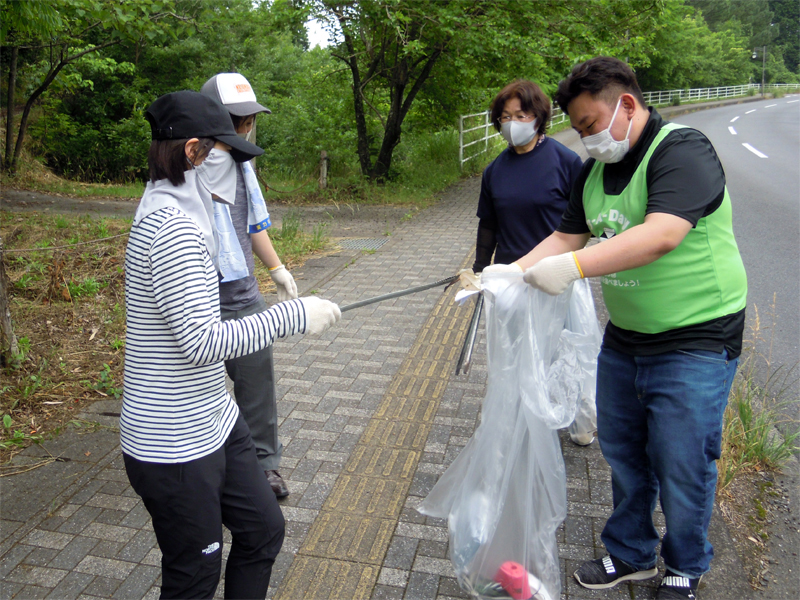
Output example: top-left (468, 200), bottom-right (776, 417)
top-left (0, 0), bottom-right (190, 174)
top-left (687, 0), bottom-right (777, 46)
top-left (29, 55), bottom-right (153, 181)
top-left (769, 0), bottom-right (799, 73)
top-left (636, 1), bottom-right (751, 90)
top-left (313, 0), bottom-right (666, 181)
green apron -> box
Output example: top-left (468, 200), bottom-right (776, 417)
top-left (582, 123), bottom-right (747, 334)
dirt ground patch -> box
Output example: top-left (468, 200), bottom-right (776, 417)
top-left (1, 211), bottom-right (130, 462)
top-left (718, 468), bottom-right (800, 593)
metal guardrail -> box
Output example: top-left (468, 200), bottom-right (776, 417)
top-left (458, 111), bottom-right (500, 167)
top-left (459, 82), bottom-right (800, 167)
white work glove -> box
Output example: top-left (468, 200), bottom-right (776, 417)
top-left (269, 265), bottom-right (298, 302)
top-left (522, 253), bottom-right (581, 295)
top-left (457, 268), bottom-right (482, 292)
top-left (481, 262), bottom-right (523, 275)
top-left (299, 296), bottom-right (341, 335)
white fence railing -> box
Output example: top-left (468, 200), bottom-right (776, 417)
top-left (459, 82), bottom-right (800, 167)
top-left (457, 111), bottom-right (499, 167)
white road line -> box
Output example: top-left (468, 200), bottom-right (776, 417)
top-left (728, 126), bottom-right (737, 135)
top-left (745, 109), bottom-right (756, 114)
top-left (742, 143), bottom-right (768, 158)
top-left (788, 100), bottom-right (800, 104)
top-left (765, 104), bottom-right (777, 108)
top-left (730, 116), bottom-right (739, 122)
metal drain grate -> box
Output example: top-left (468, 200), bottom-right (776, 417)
top-left (338, 238), bottom-right (389, 250)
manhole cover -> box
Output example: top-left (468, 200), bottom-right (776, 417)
top-left (338, 238), bottom-right (389, 250)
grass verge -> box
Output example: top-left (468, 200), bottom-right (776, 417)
top-left (1, 148), bottom-right (145, 199)
top-left (716, 300), bottom-right (799, 588)
top-left (718, 304), bottom-right (799, 493)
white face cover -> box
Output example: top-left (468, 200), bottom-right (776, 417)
top-left (500, 118), bottom-right (538, 148)
top-left (196, 148), bottom-right (237, 205)
top-left (580, 98), bottom-right (633, 163)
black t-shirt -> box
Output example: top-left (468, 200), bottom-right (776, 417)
top-left (557, 108), bottom-right (745, 358)
top-left (478, 136), bottom-right (583, 264)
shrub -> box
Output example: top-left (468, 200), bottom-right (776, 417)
top-left (28, 58), bottom-right (150, 183)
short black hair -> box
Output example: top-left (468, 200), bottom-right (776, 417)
top-left (230, 114), bottom-right (255, 131)
top-left (490, 79), bottom-right (551, 135)
top-left (148, 138), bottom-right (215, 186)
top-left (554, 56), bottom-right (646, 114)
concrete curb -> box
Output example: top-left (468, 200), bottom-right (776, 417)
top-left (657, 95), bottom-right (767, 118)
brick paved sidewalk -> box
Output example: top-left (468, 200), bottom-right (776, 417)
top-left (1, 160), bottom-right (750, 599)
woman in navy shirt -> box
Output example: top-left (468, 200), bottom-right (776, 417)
top-left (473, 80), bottom-right (594, 447)
top-left (473, 80), bottom-right (583, 272)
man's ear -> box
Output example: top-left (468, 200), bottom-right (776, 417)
top-left (184, 138), bottom-right (201, 165)
top-left (620, 93), bottom-right (638, 117)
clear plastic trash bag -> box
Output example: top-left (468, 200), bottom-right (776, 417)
top-left (418, 273), bottom-right (602, 600)
top-left (564, 279), bottom-right (602, 439)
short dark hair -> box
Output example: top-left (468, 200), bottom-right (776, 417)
top-left (554, 56), bottom-right (646, 114)
top-left (148, 138), bottom-right (215, 186)
top-left (489, 80), bottom-right (551, 135)
top-left (230, 114), bottom-right (256, 131)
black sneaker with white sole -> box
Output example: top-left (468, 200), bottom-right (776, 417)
top-left (656, 570), bottom-right (701, 599)
top-left (573, 555), bottom-right (659, 589)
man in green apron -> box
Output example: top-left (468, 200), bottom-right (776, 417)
top-left (486, 57), bottom-right (747, 600)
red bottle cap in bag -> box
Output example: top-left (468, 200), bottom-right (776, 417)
top-left (495, 561), bottom-right (530, 600)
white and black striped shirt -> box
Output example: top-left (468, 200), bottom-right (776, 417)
top-left (121, 207), bottom-right (305, 463)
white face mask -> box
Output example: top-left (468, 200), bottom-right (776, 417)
top-left (196, 148), bottom-right (238, 205)
top-left (500, 118), bottom-right (538, 148)
top-left (581, 98), bottom-right (633, 163)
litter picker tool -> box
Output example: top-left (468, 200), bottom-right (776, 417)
top-left (455, 293), bottom-right (483, 375)
top-left (339, 275), bottom-right (459, 313)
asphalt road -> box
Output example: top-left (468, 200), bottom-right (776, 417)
top-left (671, 96), bottom-right (800, 403)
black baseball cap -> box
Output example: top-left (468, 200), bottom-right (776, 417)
top-left (145, 90), bottom-right (264, 162)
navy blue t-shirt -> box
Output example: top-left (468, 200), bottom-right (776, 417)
top-left (477, 136), bottom-right (583, 264)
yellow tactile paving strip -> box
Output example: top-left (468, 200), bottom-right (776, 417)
top-left (275, 285), bottom-right (473, 600)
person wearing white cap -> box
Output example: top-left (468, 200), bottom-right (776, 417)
top-left (199, 73), bottom-right (296, 498)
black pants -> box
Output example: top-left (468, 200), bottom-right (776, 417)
top-left (124, 414), bottom-right (285, 599)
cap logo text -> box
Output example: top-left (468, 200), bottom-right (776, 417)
top-left (235, 84), bottom-right (251, 94)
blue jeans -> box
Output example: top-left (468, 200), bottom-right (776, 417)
top-left (596, 346), bottom-right (738, 578)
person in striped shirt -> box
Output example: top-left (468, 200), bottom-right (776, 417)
top-left (122, 90), bottom-right (340, 599)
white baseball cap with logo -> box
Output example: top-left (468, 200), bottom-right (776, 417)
top-left (200, 73), bottom-right (271, 117)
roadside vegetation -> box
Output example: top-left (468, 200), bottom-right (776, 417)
top-left (717, 301), bottom-right (799, 588)
top-left (719, 335), bottom-right (798, 493)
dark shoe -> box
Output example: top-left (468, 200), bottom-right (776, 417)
top-left (266, 470), bottom-right (289, 498)
top-left (574, 555), bottom-right (658, 589)
top-left (656, 570), bottom-right (700, 599)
